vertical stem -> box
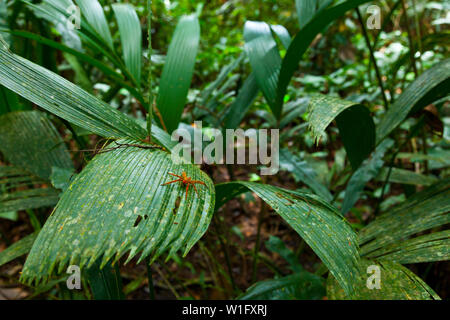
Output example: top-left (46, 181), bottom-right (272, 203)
top-left (401, 0), bottom-right (418, 77)
top-left (411, 0), bottom-right (423, 73)
top-left (251, 200), bottom-right (266, 283)
top-left (356, 7), bottom-right (389, 110)
top-left (146, 259), bottom-right (155, 300)
top-left (146, 0), bottom-right (153, 141)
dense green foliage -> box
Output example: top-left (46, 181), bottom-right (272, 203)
top-left (0, 0), bottom-right (448, 300)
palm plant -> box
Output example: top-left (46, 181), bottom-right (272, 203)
top-left (0, 0), bottom-right (448, 300)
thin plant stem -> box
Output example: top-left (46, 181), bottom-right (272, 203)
top-left (146, 0), bottom-right (153, 141)
top-left (355, 7), bottom-right (389, 110)
top-left (411, 0), bottom-right (423, 73)
top-left (251, 200), bottom-right (266, 283)
top-left (146, 259), bottom-right (155, 300)
top-left (401, 0), bottom-right (418, 77)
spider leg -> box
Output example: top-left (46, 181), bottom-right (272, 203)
top-left (168, 172), bottom-right (183, 179)
top-left (192, 184), bottom-right (199, 196)
top-left (191, 180), bottom-right (206, 186)
top-left (185, 184), bottom-right (189, 199)
top-left (161, 178), bottom-right (182, 186)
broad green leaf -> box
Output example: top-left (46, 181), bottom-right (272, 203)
top-left (157, 14), bottom-right (200, 133)
top-left (341, 139), bottom-right (394, 214)
top-left (308, 95), bottom-right (376, 169)
top-left (376, 59), bottom-right (450, 144)
top-left (279, 148), bottom-right (333, 202)
top-left (21, 141), bottom-right (215, 284)
top-left (239, 272), bottom-right (325, 300)
top-left (366, 230), bottom-right (450, 264)
top-left (0, 111), bottom-right (73, 179)
top-left (244, 21), bottom-right (282, 119)
top-left (270, 25), bottom-right (291, 49)
top-left (216, 182), bottom-right (360, 295)
top-left (30, 0), bottom-right (83, 51)
top-left (221, 73), bottom-right (259, 130)
top-left (112, 4), bottom-right (142, 86)
top-left (0, 0), bottom-right (9, 44)
top-left (75, 0), bottom-right (113, 49)
top-left (376, 167), bottom-right (439, 186)
top-left (0, 233), bottom-right (37, 267)
top-left (86, 259), bottom-right (124, 300)
top-left (275, 0), bottom-right (373, 113)
top-left (265, 236), bottom-right (303, 273)
top-left (295, 0), bottom-right (333, 29)
top-left (0, 40), bottom-right (147, 141)
top-left (359, 180), bottom-right (450, 256)
top-left (327, 260), bottom-right (440, 300)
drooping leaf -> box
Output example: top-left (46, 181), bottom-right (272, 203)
top-left (75, 0), bottom-right (113, 49)
top-left (376, 167), bottom-right (439, 186)
top-left (244, 21), bottom-right (282, 119)
top-left (156, 14), bottom-right (200, 133)
top-left (341, 139), bottom-right (394, 214)
top-left (216, 182), bottom-right (360, 295)
top-left (308, 95), bottom-right (376, 169)
top-left (0, 111), bottom-right (73, 179)
top-left (239, 272), bottom-right (325, 300)
top-left (327, 259), bottom-right (440, 300)
top-left (359, 180), bottom-right (450, 256)
top-left (275, 0), bottom-right (373, 113)
top-left (376, 59), bottom-right (450, 144)
top-left (270, 25), bottom-right (291, 49)
top-left (279, 148), bottom-right (333, 202)
top-left (21, 141), bottom-right (215, 284)
top-left (366, 230), bottom-right (450, 264)
top-left (0, 233), bottom-right (37, 267)
top-left (0, 40), bottom-right (148, 142)
top-left (30, 0), bottom-right (83, 51)
top-left (112, 4), bottom-right (142, 86)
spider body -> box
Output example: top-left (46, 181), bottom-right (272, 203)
top-left (162, 172), bottom-right (206, 199)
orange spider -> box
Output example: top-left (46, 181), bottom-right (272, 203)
top-left (162, 171), bottom-right (206, 199)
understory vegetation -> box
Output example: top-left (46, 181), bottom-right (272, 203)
top-left (0, 0), bottom-right (449, 300)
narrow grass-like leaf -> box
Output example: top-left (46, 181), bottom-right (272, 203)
top-left (157, 14), bottom-right (200, 133)
top-left (75, 0), bottom-right (113, 49)
top-left (279, 148), bottom-right (332, 202)
top-left (0, 41), bottom-right (147, 141)
top-left (0, 233), bottom-right (37, 267)
top-left (0, 111), bottom-right (73, 179)
top-left (327, 259), bottom-right (440, 300)
top-left (341, 139), bottom-right (394, 214)
top-left (112, 4), bottom-right (142, 86)
top-left (308, 95), bottom-right (376, 169)
top-left (244, 21), bottom-right (282, 119)
top-left (216, 182), bottom-right (360, 295)
top-left (21, 142), bottom-right (215, 284)
top-left (240, 272), bottom-right (325, 300)
top-left (0, 188), bottom-right (60, 214)
top-left (376, 59), bottom-right (450, 144)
